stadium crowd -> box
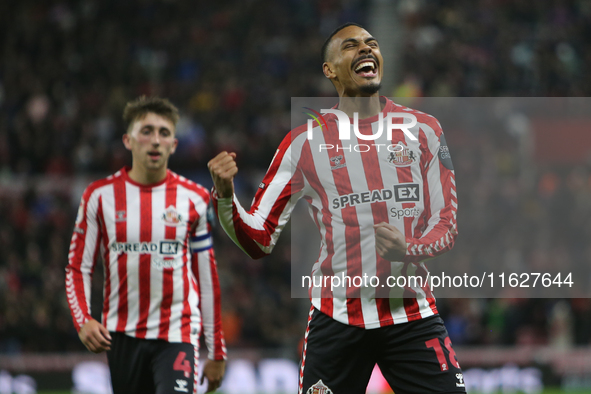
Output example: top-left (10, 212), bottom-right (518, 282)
top-left (1, 0), bottom-right (590, 354)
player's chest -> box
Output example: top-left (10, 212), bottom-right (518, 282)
top-left (100, 187), bottom-right (194, 244)
top-left (306, 137), bottom-right (424, 188)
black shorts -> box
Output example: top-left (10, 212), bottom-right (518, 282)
top-left (107, 332), bottom-right (197, 394)
top-left (299, 308), bottom-right (466, 394)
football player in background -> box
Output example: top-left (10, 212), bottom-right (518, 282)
top-left (66, 96), bottom-right (226, 393)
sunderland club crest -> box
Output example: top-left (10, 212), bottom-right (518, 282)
top-left (329, 155), bottom-right (346, 170)
top-left (387, 142), bottom-right (416, 167)
top-left (306, 380), bottom-right (333, 394)
top-left (115, 210), bottom-right (127, 222)
top-left (162, 205), bottom-right (182, 226)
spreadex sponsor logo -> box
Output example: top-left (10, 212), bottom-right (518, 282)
top-left (110, 240), bottom-right (180, 255)
top-left (332, 183), bottom-right (420, 209)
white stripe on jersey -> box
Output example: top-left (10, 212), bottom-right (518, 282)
top-left (125, 182), bottom-right (141, 334)
top-left (100, 184), bottom-right (120, 333)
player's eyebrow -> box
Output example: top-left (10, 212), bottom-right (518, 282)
top-left (141, 124), bottom-right (172, 133)
top-left (340, 36), bottom-right (378, 48)
top-left (341, 38), bottom-right (359, 47)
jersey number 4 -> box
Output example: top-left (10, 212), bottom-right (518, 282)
top-left (173, 351), bottom-right (191, 378)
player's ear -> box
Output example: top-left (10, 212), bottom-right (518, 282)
top-left (122, 132), bottom-right (132, 150)
top-left (323, 62), bottom-right (336, 79)
top-left (170, 138), bottom-right (178, 155)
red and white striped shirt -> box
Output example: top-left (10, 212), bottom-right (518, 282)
top-left (66, 167), bottom-right (226, 360)
top-left (214, 98), bottom-right (458, 329)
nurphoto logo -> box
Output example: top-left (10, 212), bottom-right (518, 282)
top-left (303, 108), bottom-right (418, 141)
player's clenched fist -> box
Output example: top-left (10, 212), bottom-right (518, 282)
top-left (79, 319), bottom-right (112, 353)
top-left (208, 151), bottom-right (238, 198)
top-left (374, 222), bottom-right (408, 262)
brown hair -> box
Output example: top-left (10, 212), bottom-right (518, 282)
top-left (122, 96), bottom-right (180, 133)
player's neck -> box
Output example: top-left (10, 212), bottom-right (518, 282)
top-left (127, 165), bottom-right (168, 185)
top-left (337, 94), bottom-right (383, 119)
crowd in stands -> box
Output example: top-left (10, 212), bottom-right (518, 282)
top-left (1, 0), bottom-right (590, 354)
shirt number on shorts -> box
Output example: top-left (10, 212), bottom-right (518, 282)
top-left (173, 351), bottom-right (191, 378)
top-left (425, 336), bottom-right (460, 372)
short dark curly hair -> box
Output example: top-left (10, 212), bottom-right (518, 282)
top-left (122, 96), bottom-right (180, 133)
top-left (321, 22), bottom-right (365, 63)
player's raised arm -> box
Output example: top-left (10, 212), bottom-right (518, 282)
top-left (208, 132), bottom-right (306, 259)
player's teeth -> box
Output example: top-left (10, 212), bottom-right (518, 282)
top-left (355, 61), bottom-right (374, 71)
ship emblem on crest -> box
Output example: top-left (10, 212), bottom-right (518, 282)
top-left (387, 142), bottom-right (416, 167)
top-left (162, 206), bottom-right (182, 226)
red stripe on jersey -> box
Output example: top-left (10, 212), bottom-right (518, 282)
top-left (158, 179), bottom-right (177, 339)
top-left (136, 188), bottom-right (152, 338)
top-left (416, 129), bottom-right (438, 314)
top-left (97, 199), bottom-right (111, 326)
top-left (324, 122), bottom-right (363, 327)
top-left (209, 248), bottom-right (225, 358)
top-left (414, 129), bottom-right (433, 239)
top-left (300, 142), bottom-right (334, 315)
top-left (358, 123), bottom-right (393, 326)
top-left (415, 263), bottom-right (438, 314)
top-left (184, 199), bottom-right (200, 343)
top-left (114, 179), bottom-right (129, 332)
top-left (393, 129), bottom-right (421, 322)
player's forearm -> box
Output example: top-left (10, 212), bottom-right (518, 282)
top-left (65, 265), bottom-right (93, 331)
top-left (403, 221), bottom-right (458, 263)
top-left (212, 194), bottom-right (272, 259)
top-left (194, 250), bottom-right (228, 360)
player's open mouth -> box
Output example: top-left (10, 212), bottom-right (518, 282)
top-left (148, 151), bottom-right (161, 160)
top-left (353, 58), bottom-right (378, 78)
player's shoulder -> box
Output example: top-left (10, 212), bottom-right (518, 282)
top-left (290, 122), bottom-right (309, 138)
top-left (82, 170), bottom-right (123, 198)
top-left (169, 171), bottom-right (210, 201)
top-left (283, 122), bottom-right (311, 146)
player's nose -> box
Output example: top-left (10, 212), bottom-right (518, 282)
top-left (359, 42), bottom-right (372, 54)
top-left (151, 133), bottom-right (160, 145)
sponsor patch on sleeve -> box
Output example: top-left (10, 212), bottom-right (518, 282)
top-left (438, 133), bottom-right (454, 170)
